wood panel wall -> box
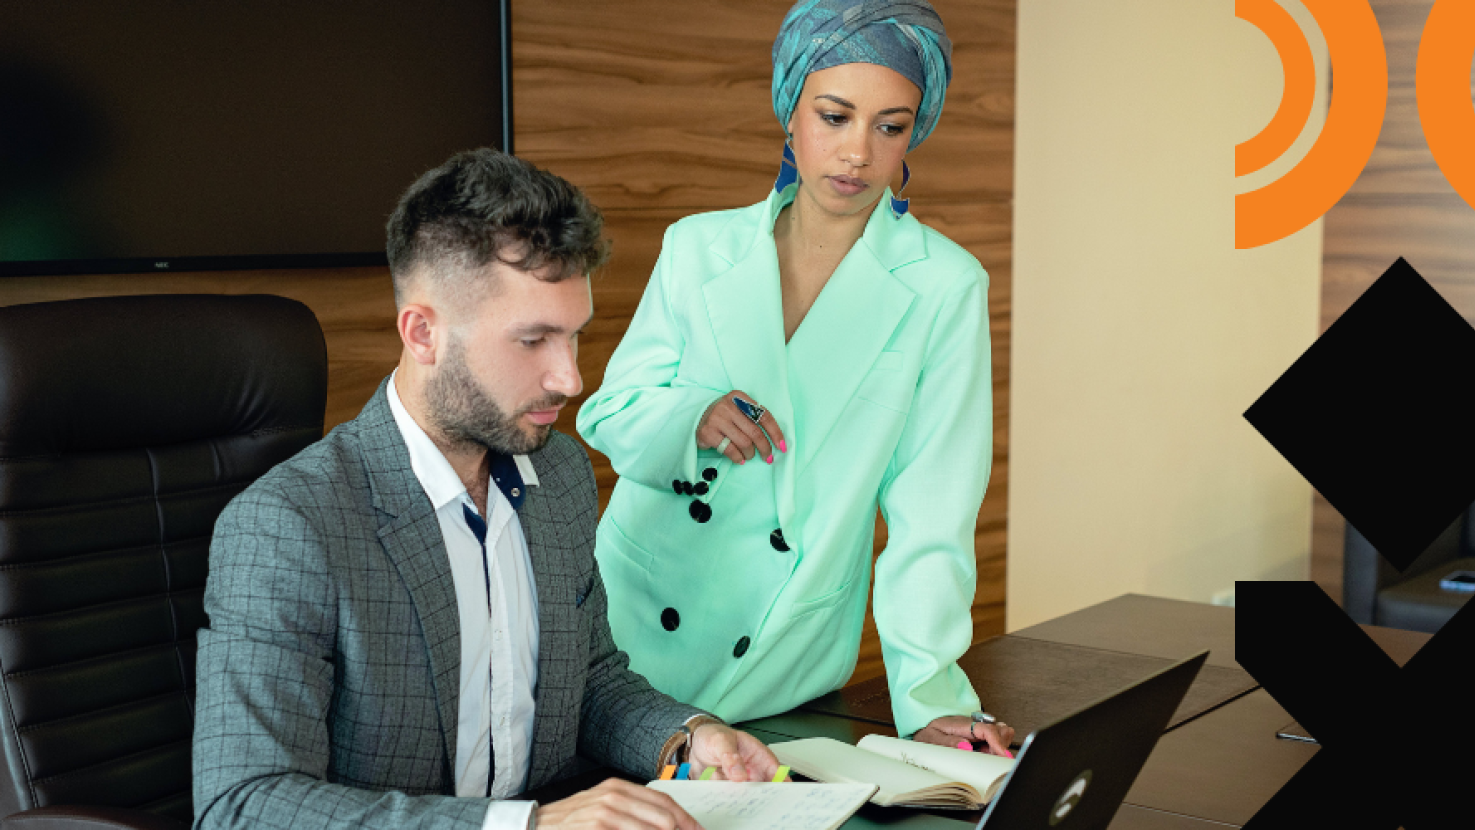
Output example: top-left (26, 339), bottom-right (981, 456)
top-left (0, 0), bottom-right (1016, 689)
top-left (1314, 0), bottom-right (1475, 603)
top-left (514, 0), bottom-right (1015, 685)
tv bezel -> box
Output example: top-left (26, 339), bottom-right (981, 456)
top-left (0, 0), bottom-right (515, 279)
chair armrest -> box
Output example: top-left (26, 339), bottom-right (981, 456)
top-left (1345, 514), bottom-right (1466, 625)
top-left (1343, 522), bottom-right (1384, 624)
top-left (0, 806), bottom-right (187, 830)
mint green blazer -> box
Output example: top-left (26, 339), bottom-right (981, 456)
top-left (576, 185), bottom-right (991, 736)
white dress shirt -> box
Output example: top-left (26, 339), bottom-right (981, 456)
top-left (388, 373), bottom-right (541, 830)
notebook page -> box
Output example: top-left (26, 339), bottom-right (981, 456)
top-left (769, 737), bottom-right (950, 801)
top-left (856, 734), bottom-right (1015, 797)
top-left (647, 781), bottom-right (877, 830)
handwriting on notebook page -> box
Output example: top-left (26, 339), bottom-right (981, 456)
top-left (646, 781), bottom-right (877, 830)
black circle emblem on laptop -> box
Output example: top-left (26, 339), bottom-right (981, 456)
top-left (1049, 769), bottom-right (1092, 825)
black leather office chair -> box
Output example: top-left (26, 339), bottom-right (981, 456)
top-left (0, 294), bottom-right (327, 829)
top-left (1343, 503), bottom-right (1475, 632)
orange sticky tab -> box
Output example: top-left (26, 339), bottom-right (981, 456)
top-left (659, 765), bottom-right (677, 780)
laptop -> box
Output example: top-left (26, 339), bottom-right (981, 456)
top-left (972, 649), bottom-right (1210, 829)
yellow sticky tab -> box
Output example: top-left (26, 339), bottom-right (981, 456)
top-left (659, 765), bottom-right (677, 781)
top-left (772, 765), bottom-right (790, 783)
top-left (699, 766), bottom-right (716, 780)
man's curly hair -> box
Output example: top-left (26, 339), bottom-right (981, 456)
top-left (386, 148), bottom-right (610, 307)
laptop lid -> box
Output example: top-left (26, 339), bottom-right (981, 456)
top-left (976, 649), bottom-right (1210, 829)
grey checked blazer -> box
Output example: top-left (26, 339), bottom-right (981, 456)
top-left (192, 380), bottom-right (704, 829)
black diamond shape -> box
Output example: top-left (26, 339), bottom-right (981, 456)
top-left (1245, 257), bottom-right (1475, 571)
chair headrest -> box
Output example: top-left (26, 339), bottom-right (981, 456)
top-left (0, 294), bottom-right (328, 457)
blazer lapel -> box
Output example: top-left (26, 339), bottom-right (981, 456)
top-left (786, 197), bottom-right (922, 476)
top-left (517, 468), bottom-right (581, 788)
top-left (699, 191), bottom-right (797, 447)
top-left (359, 383), bottom-right (464, 777)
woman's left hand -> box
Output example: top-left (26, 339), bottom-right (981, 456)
top-left (913, 715), bottom-right (1015, 758)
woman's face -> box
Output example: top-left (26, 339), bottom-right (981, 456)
top-left (786, 62), bottom-right (923, 219)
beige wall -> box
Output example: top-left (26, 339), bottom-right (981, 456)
top-left (1007, 0), bottom-right (1327, 630)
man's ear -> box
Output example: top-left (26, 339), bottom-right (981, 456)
top-left (398, 302), bottom-right (441, 366)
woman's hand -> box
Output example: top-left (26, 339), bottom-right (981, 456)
top-left (696, 391), bottom-right (788, 465)
top-left (913, 715), bottom-right (1016, 758)
top-left (535, 778), bottom-right (701, 829)
top-left (688, 724), bottom-right (787, 781)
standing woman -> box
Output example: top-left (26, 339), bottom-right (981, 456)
top-left (577, 0), bottom-right (1008, 753)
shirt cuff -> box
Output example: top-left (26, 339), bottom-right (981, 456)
top-left (481, 799), bottom-right (536, 830)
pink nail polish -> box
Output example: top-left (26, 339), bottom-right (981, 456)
top-left (766, 455), bottom-right (774, 464)
top-left (779, 440), bottom-right (788, 453)
top-left (1004, 750), bottom-right (1014, 759)
top-left (956, 741), bottom-right (972, 751)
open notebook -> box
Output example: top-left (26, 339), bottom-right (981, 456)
top-left (770, 735), bottom-right (1016, 810)
top-left (647, 781), bottom-right (877, 830)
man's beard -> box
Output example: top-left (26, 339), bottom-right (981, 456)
top-left (425, 336), bottom-right (565, 456)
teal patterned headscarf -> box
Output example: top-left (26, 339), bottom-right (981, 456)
top-left (772, 0), bottom-right (953, 153)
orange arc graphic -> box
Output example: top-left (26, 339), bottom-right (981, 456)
top-left (1417, 0), bottom-right (1475, 214)
top-left (1235, 0), bottom-right (1387, 250)
top-left (1236, 0), bottom-right (1317, 178)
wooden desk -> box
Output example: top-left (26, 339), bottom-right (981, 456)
top-left (1120, 623), bottom-right (1428, 825)
top-left (785, 802), bottom-right (1234, 829)
top-left (1111, 806), bottom-right (1242, 830)
top-left (736, 714), bottom-right (1238, 830)
top-left (1358, 623), bottom-right (1431, 665)
top-left (524, 593), bottom-right (1431, 828)
top-left (793, 593), bottom-right (1430, 827)
top-left (1011, 594), bottom-right (1239, 668)
top-left (1123, 689), bottom-right (1318, 825)
top-left (1009, 591), bottom-right (1428, 669)
top-left (798, 594), bottom-right (1257, 742)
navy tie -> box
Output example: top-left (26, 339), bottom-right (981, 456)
top-left (461, 503), bottom-right (495, 796)
top-left (462, 502), bottom-right (488, 546)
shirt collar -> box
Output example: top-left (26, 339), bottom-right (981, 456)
top-left (512, 453), bottom-right (540, 488)
top-left (386, 370), bottom-right (540, 512)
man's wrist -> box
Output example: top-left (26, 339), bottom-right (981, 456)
top-left (655, 713), bottom-right (725, 775)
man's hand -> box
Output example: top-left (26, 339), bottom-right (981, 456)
top-left (535, 778), bottom-right (701, 829)
top-left (912, 715), bottom-right (1016, 757)
top-left (688, 724), bottom-right (784, 781)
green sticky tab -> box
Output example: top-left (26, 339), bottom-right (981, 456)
top-left (699, 766), bottom-right (716, 780)
top-left (772, 765), bottom-right (790, 783)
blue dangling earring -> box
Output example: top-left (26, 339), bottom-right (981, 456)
top-left (889, 160), bottom-right (912, 217)
top-left (773, 138), bottom-right (799, 193)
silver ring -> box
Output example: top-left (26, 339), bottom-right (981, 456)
top-left (716, 437), bottom-right (731, 455)
top-left (973, 711), bottom-right (997, 725)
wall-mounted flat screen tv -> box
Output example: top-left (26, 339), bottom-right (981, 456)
top-left (0, 1), bottom-right (511, 276)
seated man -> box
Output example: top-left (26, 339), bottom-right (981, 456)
top-left (193, 148), bottom-right (781, 830)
